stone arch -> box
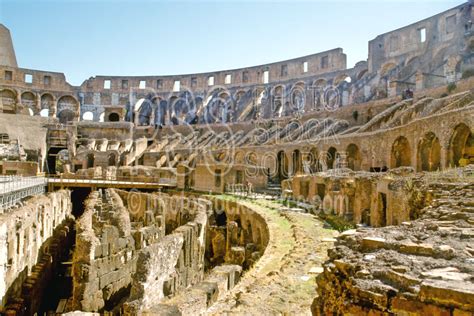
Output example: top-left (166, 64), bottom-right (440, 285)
top-left (57, 95), bottom-right (79, 123)
top-left (334, 74), bottom-right (352, 86)
top-left (21, 91), bottom-right (37, 114)
top-left (290, 82), bottom-right (305, 113)
top-left (391, 136), bottom-right (411, 168)
top-left (346, 143), bottom-right (361, 171)
top-left (312, 79), bottom-right (327, 109)
top-left (217, 91), bottom-right (232, 123)
top-left (417, 132), bottom-right (441, 171)
top-left (380, 62), bottom-right (397, 77)
top-left (271, 84), bottom-right (285, 118)
top-left (0, 89), bottom-right (17, 114)
top-left (293, 149), bottom-right (302, 175)
top-left (447, 123), bottom-right (473, 167)
top-left (40, 93), bottom-right (54, 117)
top-left (356, 69), bottom-right (368, 80)
top-left (309, 147), bottom-right (320, 173)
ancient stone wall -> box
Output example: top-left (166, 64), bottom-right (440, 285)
top-left (312, 170), bottom-right (474, 315)
top-left (72, 189), bottom-right (210, 313)
top-left (0, 190), bottom-right (72, 312)
top-left (287, 167), bottom-right (430, 227)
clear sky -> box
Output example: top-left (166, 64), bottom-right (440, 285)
top-left (0, 0), bottom-right (464, 86)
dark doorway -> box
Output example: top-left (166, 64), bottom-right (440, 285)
top-left (87, 153), bottom-right (95, 168)
top-left (47, 147), bottom-right (66, 175)
top-left (378, 193), bottom-right (387, 227)
top-left (327, 147), bottom-right (337, 169)
top-left (71, 188), bottom-right (92, 218)
top-left (57, 110), bottom-right (75, 124)
top-left (277, 151), bottom-right (288, 181)
top-left (109, 112), bottom-right (120, 122)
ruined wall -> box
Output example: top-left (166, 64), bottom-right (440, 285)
top-left (123, 192), bottom-right (210, 314)
top-left (0, 190), bottom-right (72, 312)
top-left (72, 189), bottom-right (210, 313)
top-left (312, 174), bottom-right (474, 315)
top-left (288, 168), bottom-right (426, 227)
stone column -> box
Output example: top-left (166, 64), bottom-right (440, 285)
top-left (415, 71), bottom-right (425, 91)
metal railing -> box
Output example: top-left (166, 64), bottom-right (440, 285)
top-left (46, 174), bottom-right (177, 187)
top-left (0, 175), bottom-right (46, 212)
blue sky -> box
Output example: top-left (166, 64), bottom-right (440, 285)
top-left (0, 0), bottom-right (464, 86)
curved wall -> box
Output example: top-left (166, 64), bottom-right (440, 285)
top-left (0, 2), bottom-right (472, 125)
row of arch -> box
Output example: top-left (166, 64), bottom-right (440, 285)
top-left (0, 88), bottom-right (80, 123)
top-left (248, 123), bottom-right (473, 179)
top-left (125, 76), bottom-right (359, 126)
top-left (391, 123), bottom-right (473, 171)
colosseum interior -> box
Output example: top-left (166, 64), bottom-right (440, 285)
top-left (0, 2), bottom-right (474, 315)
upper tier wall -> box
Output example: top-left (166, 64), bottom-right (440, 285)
top-left (0, 2), bottom-right (473, 125)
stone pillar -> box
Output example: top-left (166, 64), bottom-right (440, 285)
top-left (415, 71), bottom-right (425, 91)
top-left (287, 151), bottom-right (294, 177)
top-left (36, 92), bottom-right (41, 114)
top-left (388, 80), bottom-right (398, 98)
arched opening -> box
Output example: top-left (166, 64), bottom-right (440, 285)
top-left (272, 85), bottom-right (284, 118)
top-left (1, 89), bottom-right (16, 114)
top-left (41, 93), bottom-right (54, 115)
top-left (380, 62), bottom-right (397, 77)
top-left (291, 82), bottom-right (305, 113)
top-left (309, 147), bottom-right (320, 173)
top-left (327, 147), bottom-right (337, 169)
top-left (391, 136), bottom-right (411, 168)
top-left (57, 96), bottom-right (78, 123)
top-left (277, 151), bottom-right (288, 181)
top-left (82, 111), bottom-right (94, 121)
top-left (447, 123), bottom-right (474, 167)
top-left (21, 91), bottom-right (36, 114)
top-left (108, 153), bottom-right (116, 167)
top-left (417, 132), bottom-right (441, 171)
top-left (346, 143), bottom-right (361, 171)
top-left (108, 112), bottom-right (120, 122)
top-left (292, 149), bottom-right (302, 175)
top-left (47, 147), bottom-right (66, 175)
top-left (99, 112), bottom-right (105, 122)
top-left (168, 96), bottom-right (179, 125)
top-left (86, 153), bottom-right (95, 169)
top-left (28, 108), bottom-right (34, 116)
top-left (313, 79), bottom-right (327, 109)
top-left (135, 98), bottom-right (152, 126)
top-left (217, 92), bottom-right (232, 123)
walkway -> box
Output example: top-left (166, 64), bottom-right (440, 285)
top-left (0, 176), bottom-right (46, 212)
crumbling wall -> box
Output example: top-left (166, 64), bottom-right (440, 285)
top-left (72, 189), bottom-right (210, 314)
top-left (206, 197), bottom-right (269, 269)
top-left (312, 175), bottom-right (474, 315)
top-left (71, 189), bottom-right (157, 312)
top-left (123, 192), bottom-right (209, 314)
top-left (0, 190), bottom-right (72, 312)
top-left (288, 168), bottom-right (422, 227)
